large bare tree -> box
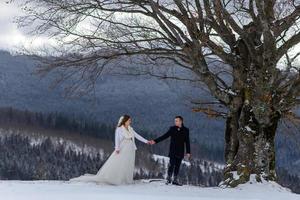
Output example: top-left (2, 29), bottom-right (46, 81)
top-left (12, 0), bottom-right (300, 186)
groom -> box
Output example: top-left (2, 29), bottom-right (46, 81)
top-left (150, 116), bottom-right (191, 186)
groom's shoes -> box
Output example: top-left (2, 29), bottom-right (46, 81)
top-left (172, 181), bottom-right (182, 186)
top-left (165, 176), bottom-right (183, 186)
top-left (166, 176), bottom-right (172, 185)
top-left (172, 177), bottom-right (182, 186)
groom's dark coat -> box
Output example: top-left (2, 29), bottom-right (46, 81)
top-left (154, 125), bottom-right (190, 159)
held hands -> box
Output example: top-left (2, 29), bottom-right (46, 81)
top-left (147, 140), bottom-right (156, 145)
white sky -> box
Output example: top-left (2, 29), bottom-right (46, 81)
top-left (0, 1), bottom-right (299, 68)
top-left (0, 1), bottom-right (53, 52)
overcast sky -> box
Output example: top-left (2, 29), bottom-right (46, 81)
top-left (0, 1), bottom-right (299, 68)
top-left (0, 1), bottom-right (24, 50)
top-left (0, 1), bottom-right (51, 52)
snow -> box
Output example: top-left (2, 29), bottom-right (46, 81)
top-left (230, 171), bottom-right (241, 181)
top-left (0, 128), bottom-right (105, 158)
top-left (218, 88), bottom-right (237, 96)
top-left (244, 126), bottom-right (256, 133)
top-left (152, 154), bottom-right (225, 176)
top-left (152, 154), bottom-right (191, 167)
top-left (0, 180), bottom-right (299, 200)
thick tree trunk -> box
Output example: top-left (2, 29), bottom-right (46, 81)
top-left (224, 98), bottom-right (242, 166)
top-left (223, 102), bottom-right (281, 187)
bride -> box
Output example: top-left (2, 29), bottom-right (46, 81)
top-left (70, 114), bottom-right (150, 185)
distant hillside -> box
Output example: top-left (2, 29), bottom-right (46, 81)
top-left (0, 50), bottom-right (224, 146)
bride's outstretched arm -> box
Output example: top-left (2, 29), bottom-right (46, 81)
top-left (132, 128), bottom-right (148, 143)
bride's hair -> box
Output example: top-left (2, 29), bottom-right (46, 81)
top-left (118, 114), bottom-right (131, 127)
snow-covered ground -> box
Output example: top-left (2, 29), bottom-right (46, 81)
top-left (1, 180), bottom-right (299, 200)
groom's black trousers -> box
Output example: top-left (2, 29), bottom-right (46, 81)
top-left (167, 156), bottom-right (182, 178)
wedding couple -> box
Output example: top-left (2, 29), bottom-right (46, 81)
top-left (70, 115), bottom-right (191, 186)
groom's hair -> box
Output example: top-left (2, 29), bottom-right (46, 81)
top-left (175, 116), bottom-right (183, 121)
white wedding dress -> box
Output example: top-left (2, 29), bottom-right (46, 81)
top-left (70, 125), bottom-right (148, 185)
